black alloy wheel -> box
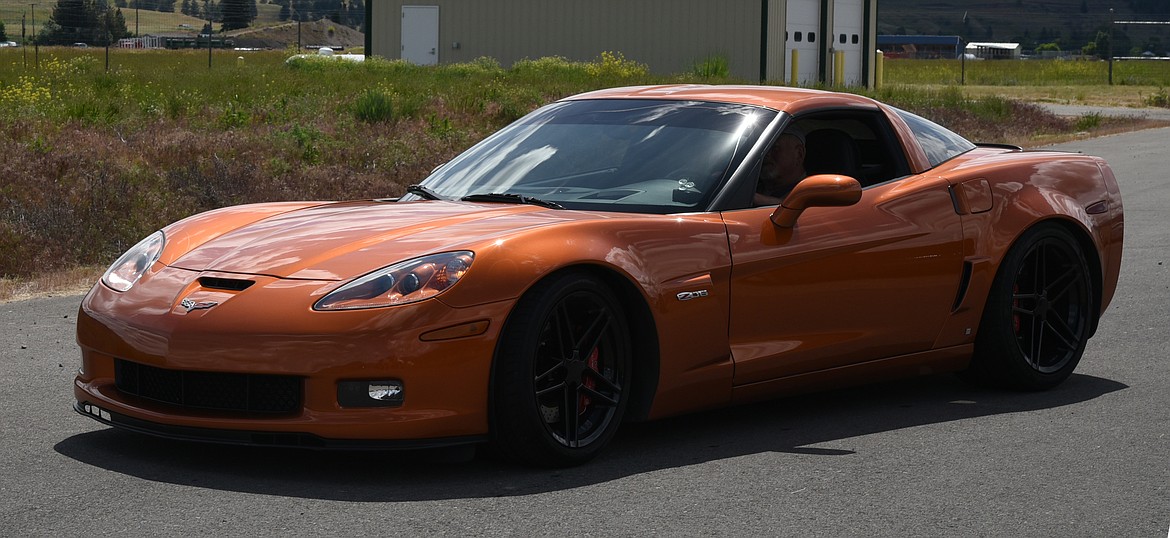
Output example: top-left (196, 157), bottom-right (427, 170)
top-left (967, 224), bottom-right (1094, 390)
top-left (491, 271), bottom-right (631, 466)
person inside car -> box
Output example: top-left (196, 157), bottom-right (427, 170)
top-left (753, 127), bottom-right (807, 206)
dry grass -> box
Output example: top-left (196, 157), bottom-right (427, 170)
top-left (1025, 118), bottom-right (1170, 147)
top-left (937, 84), bottom-right (1170, 109)
top-left (0, 266), bottom-right (103, 303)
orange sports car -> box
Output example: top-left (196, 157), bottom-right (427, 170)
top-left (74, 85), bottom-right (1124, 466)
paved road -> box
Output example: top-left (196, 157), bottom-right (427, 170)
top-left (2, 130), bottom-right (1167, 536)
top-left (1037, 102), bottom-right (1170, 121)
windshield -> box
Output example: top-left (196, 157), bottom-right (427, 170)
top-left (408, 99), bottom-right (776, 213)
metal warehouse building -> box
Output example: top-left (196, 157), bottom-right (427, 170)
top-left (366, 0), bottom-right (878, 87)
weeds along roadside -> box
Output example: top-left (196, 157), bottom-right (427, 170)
top-left (0, 49), bottom-right (1161, 283)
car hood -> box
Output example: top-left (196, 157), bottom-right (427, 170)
top-left (168, 200), bottom-right (573, 281)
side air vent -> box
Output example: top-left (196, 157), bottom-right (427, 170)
top-left (199, 277), bottom-right (255, 291)
top-left (952, 261), bottom-right (973, 312)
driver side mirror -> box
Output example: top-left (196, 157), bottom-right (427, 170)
top-left (770, 174), bottom-right (862, 228)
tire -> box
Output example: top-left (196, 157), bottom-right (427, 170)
top-left (490, 271), bottom-right (632, 467)
top-left (966, 224), bottom-right (1094, 390)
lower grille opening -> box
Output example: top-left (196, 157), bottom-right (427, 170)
top-left (114, 359), bottom-right (302, 414)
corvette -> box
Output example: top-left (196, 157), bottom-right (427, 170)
top-left (74, 85), bottom-right (1123, 466)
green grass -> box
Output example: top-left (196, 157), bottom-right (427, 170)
top-left (0, 49), bottom-right (1146, 279)
top-left (884, 58), bottom-right (1170, 87)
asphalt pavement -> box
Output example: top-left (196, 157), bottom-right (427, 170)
top-left (1036, 102), bottom-right (1170, 121)
top-left (1, 129), bottom-right (1167, 536)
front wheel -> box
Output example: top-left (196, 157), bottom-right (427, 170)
top-left (490, 271), bottom-right (632, 466)
top-left (966, 224), bottom-right (1094, 390)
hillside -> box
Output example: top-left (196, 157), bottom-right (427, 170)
top-left (0, 0), bottom-right (352, 46)
top-left (878, 0), bottom-right (1170, 54)
top-left (227, 19), bottom-right (364, 50)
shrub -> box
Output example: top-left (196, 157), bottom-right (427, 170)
top-left (693, 55), bottom-right (730, 79)
top-left (1074, 113), bottom-right (1102, 131)
top-left (1147, 87), bottom-right (1169, 108)
top-left (352, 88), bottom-right (395, 123)
top-left (586, 51), bottom-right (649, 79)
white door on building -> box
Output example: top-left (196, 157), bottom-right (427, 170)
top-left (786, 0), bottom-right (820, 85)
top-left (402, 5), bottom-right (439, 65)
top-left (833, 0), bottom-right (864, 86)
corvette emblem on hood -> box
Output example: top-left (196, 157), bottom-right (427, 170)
top-left (180, 299), bottom-right (219, 312)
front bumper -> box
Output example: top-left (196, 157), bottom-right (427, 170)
top-left (73, 268), bottom-right (515, 445)
top-left (73, 400), bottom-right (485, 449)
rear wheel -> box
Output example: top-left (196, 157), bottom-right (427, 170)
top-left (490, 271), bottom-right (631, 466)
top-left (966, 224), bottom-right (1094, 389)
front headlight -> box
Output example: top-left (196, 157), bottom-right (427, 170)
top-left (314, 251), bottom-right (474, 311)
top-left (101, 231), bottom-right (165, 292)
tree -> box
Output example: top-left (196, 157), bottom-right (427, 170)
top-left (1129, 0), bottom-right (1170, 14)
top-left (202, 0), bottom-right (221, 22)
top-left (0, 20), bottom-right (6, 42)
top-left (311, 0), bottom-right (339, 22)
top-left (37, 0), bottom-right (129, 45)
top-left (40, 0), bottom-right (120, 45)
top-left (1083, 29), bottom-right (1132, 59)
top-left (292, 0), bottom-right (311, 21)
top-left (219, 0), bottom-right (255, 30)
top-left (99, 7), bottom-right (129, 45)
top-left (346, 0), bottom-right (363, 30)
top-left (278, 2), bottom-right (289, 21)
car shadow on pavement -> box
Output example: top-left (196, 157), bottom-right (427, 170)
top-left (54, 372), bottom-right (1126, 501)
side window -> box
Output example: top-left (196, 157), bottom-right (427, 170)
top-left (892, 107), bottom-right (976, 168)
top-left (790, 112), bottom-right (912, 188)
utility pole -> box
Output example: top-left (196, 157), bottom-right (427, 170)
top-left (1108, 8), bottom-right (1115, 85)
top-left (959, 11), bottom-right (967, 85)
top-left (961, 38), bottom-right (966, 85)
top-left (30, 3), bottom-right (39, 69)
top-left (205, 0), bottom-right (212, 68)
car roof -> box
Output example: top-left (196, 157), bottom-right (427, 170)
top-left (563, 85), bottom-right (884, 115)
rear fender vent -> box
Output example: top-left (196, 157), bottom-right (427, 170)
top-left (199, 277), bottom-right (255, 292)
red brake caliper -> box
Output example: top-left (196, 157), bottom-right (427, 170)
top-left (580, 347), bottom-right (599, 414)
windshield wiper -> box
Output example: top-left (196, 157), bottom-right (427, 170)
top-left (406, 184), bottom-right (447, 200)
top-left (461, 193), bottom-right (565, 210)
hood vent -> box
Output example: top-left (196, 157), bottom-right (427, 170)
top-left (198, 276), bottom-right (255, 292)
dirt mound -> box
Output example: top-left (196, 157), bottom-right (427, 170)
top-left (228, 19), bottom-right (365, 51)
